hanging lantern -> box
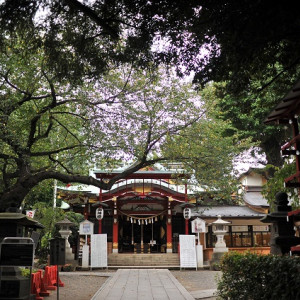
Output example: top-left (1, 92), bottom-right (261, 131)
top-left (183, 207), bottom-right (191, 220)
top-left (95, 207), bottom-right (104, 220)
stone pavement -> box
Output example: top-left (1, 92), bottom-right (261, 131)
top-left (91, 269), bottom-right (195, 300)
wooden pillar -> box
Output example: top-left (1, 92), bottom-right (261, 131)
top-left (112, 197), bottom-right (118, 253)
top-left (185, 220), bottom-right (189, 235)
top-left (292, 118), bottom-right (300, 174)
top-left (98, 188), bottom-right (102, 234)
top-left (167, 197), bottom-right (173, 253)
top-left (185, 183), bottom-right (189, 235)
top-left (84, 203), bottom-right (88, 220)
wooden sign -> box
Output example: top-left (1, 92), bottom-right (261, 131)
top-left (91, 234), bottom-right (107, 268)
top-left (179, 235), bottom-right (197, 269)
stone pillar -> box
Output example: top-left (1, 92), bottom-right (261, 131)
top-left (56, 218), bottom-right (75, 262)
top-left (59, 229), bottom-right (75, 261)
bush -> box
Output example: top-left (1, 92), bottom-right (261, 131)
top-left (61, 264), bottom-right (73, 272)
top-left (217, 252), bottom-right (300, 300)
top-left (20, 268), bottom-right (38, 278)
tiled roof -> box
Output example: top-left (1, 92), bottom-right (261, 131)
top-left (192, 206), bottom-right (265, 218)
top-left (243, 191), bottom-right (269, 207)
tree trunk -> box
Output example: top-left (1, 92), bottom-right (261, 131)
top-left (261, 136), bottom-right (284, 168)
top-left (0, 185), bottom-right (31, 212)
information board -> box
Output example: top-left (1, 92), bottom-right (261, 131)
top-left (79, 220), bottom-right (94, 235)
top-left (179, 235), bottom-right (197, 269)
top-left (0, 242), bottom-right (34, 267)
top-left (191, 218), bottom-right (206, 233)
top-left (91, 234), bottom-right (107, 268)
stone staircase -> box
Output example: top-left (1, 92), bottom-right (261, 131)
top-left (108, 253), bottom-right (180, 269)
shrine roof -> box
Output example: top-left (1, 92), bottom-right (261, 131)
top-left (243, 191), bottom-right (269, 207)
top-left (192, 206), bottom-right (265, 218)
top-left (93, 169), bottom-right (190, 179)
top-left (265, 79), bottom-right (300, 124)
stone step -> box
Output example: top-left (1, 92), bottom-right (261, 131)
top-left (108, 253), bottom-right (180, 267)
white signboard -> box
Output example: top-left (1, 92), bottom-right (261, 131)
top-left (79, 220), bottom-right (94, 235)
top-left (191, 218), bottom-right (206, 233)
top-left (91, 234), bottom-right (107, 268)
top-left (232, 225), bottom-right (248, 232)
top-left (179, 235), bottom-right (197, 269)
top-left (253, 225), bottom-right (269, 232)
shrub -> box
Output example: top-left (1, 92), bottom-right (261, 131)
top-left (20, 268), bottom-right (38, 278)
top-left (217, 252), bottom-right (300, 300)
top-left (61, 264), bottom-right (73, 272)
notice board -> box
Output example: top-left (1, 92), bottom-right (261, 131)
top-left (0, 243), bottom-right (34, 267)
top-left (179, 235), bottom-right (197, 269)
top-left (91, 234), bottom-right (107, 268)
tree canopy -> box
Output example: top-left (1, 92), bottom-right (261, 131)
top-left (3, 1), bottom-right (299, 87)
top-left (1, 1), bottom-right (298, 165)
top-left (1, 0), bottom-right (297, 208)
top-left (0, 34), bottom-right (241, 210)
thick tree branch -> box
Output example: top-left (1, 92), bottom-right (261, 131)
top-left (31, 145), bottom-right (81, 157)
top-left (64, 0), bottom-right (119, 39)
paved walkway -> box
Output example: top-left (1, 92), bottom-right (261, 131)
top-left (91, 269), bottom-right (194, 300)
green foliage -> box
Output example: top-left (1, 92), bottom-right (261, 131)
top-left (64, 211), bottom-right (84, 247)
top-left (31, 202), bottom-right (84, 261)
top-left (217, 252), bottom-right (300, 300)
top-left (32, 203), bottom-right (65, 260)
top-left (20, 268), bottom-right (38, 278)
top-left (0, 37), bottom-right (242, 210)
top-left (23, 180), bottom-right (55, 209)
top-left (199, 81), bottom-right (288, 167)
top-left (262, 162), bottom-right (300, 210)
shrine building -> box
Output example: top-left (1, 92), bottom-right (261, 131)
top-left (58, 166), bottom-right (271, 262)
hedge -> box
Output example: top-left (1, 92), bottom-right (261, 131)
top-left (217, 252), bottom-right (300, 300)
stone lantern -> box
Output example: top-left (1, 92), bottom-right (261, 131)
top-left (212, 215), bottom-right (230, 252)
top-left (210, 215), bottom-right (230, 269)
top-left (261, 192), bottom-right (300, 255)
top-left (56, 218), bottom-right (75, 261)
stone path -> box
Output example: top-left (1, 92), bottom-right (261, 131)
top-left (91, 269), bottom-right (194, 300)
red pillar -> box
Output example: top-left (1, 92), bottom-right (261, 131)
top-left (185, 183), bottom-right (189, 235)
top-left (84, 204), bottom-right (88, 220)
top-left (112, 199), bottom-right (118, 253)
top-left (185, 219), bottom-right (189, 235)
top-left (292, 118), bottom-right (300, 174)
top-left (167, 198), bottom-right (172, 253)
top-left (98, 188), bottom-right (102, 234)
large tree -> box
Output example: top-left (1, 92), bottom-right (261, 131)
top-left (3, 0), bottom-right (294, 208)
top-left (1, 0), bottom-right (298, 167)
top-left (0, 35), bottom-right (241, 211)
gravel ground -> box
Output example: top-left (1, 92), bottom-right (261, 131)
top-left (45, 269), bottom-right (221, 300)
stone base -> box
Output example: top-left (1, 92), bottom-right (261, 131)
top-left (213, 247), bottom-right (228, 253)
top-left (66, 248), bottom-right (75, 261)
top-left (210, 251), bottom-right (227, 270)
